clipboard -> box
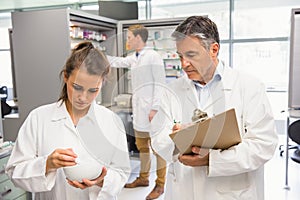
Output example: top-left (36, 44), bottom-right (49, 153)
top-left (169, 108), bottom-right (241, 154)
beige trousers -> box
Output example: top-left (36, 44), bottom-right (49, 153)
top-left (134, 130), bottom-right (167, 187)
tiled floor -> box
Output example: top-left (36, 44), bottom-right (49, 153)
top-left (118, 157), bottom-right (165, 200)
top-left (118, 135), bottom-right (300, 200)
top-left (265, 135), bottom-right (299, 200)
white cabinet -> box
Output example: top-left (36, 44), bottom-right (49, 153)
top-left (117, 18), bottom-right (184, 93)
top-left (5, 8), bottom-right (184, 143)
top-left (0, 152), bottom-right (28, 200)
top-left (5, 9), bottom-right (119, 141)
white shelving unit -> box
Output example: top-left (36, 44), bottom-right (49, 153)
top-left (4, 8), bottom-right (119, 141)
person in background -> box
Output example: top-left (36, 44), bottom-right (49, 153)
top-left (1, 99), bottom-right (12, 118)
top-left (150, 16), bottom-right (278, 200)
top-left (0, 85), bottom-right (12, 117)
top-left (5, 41), bottom-right (131, 200)
top-left (107, 24), bottom-right (166, 200)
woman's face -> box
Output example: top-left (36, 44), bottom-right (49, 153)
top-left (64, 68), bottom-right (102, 114)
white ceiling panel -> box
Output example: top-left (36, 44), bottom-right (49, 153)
top-left (0, 0), bottom-right (99, 11)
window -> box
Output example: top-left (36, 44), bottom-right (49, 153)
top-left (233, 0), bottom-right (298, 118)
top-left (138, 0), bottom-right (300, 119)
top-left (1, 1), bottom-right (300, 118)
top-left (0, 13), bottom-right (12, 100)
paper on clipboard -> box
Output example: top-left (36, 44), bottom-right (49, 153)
top-left (169, 108), bottom-right (241, 155)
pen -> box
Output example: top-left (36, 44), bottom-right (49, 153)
top-left (173, 119), bottom-right (181, 124)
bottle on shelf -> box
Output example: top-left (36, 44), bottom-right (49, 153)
top-left (176, 65), bottom-right (182, 78)
top-left (70, 26), bottom-right (107, 43)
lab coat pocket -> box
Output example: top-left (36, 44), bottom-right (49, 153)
top-left (140, 98), bottom-right (152, 111)
top-left (135, 98), bottom-right (151, 119)
top-left (216, 173), bottom-right (253, 200)
top-left (133, 97), bottom-right (152, 130)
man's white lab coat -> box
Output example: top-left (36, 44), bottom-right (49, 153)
top-left (6, 101), bottom-right (131, 200)
top-left (107, 48), bottom-right (165, 132)
top-left (151, 62), bottom-right (278, 200)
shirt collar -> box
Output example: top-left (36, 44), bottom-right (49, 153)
top-left (192, 60), bottom-right (224, 88)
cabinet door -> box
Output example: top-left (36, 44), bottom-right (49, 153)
top-left (117, 18), bottom-right (185, 94)
top-left (0, 179), bottom-right (26, 200)
top-left (0, 156), bottom-right (9, 183)
top-left (13, 193), bottom-right (28, 200)
top-left (69, 10), bottom-right (118, 106)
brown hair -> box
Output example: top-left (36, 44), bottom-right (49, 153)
top-left (58, 41), bottom-right (110, 103)
top-left (128, 24), bottom-right (149, 43)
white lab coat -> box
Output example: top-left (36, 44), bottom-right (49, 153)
top-left (6, 101), bottom-right (131, 200)
top-left (107, 48), bottom-right (166, 132)
top-left (151, 62), bottom-right (278, 200)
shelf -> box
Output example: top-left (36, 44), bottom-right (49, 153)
top-left (70, 37), bottom-right (105, 43)
top-left (70, 39), bottom-right (106, 51)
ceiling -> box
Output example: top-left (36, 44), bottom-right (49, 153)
top-left (1, 0), bottom-right (299, 13)
top-left (0, 0), bottom-right (228, 12)
top-left (0, 0), bottom-right (103, 12)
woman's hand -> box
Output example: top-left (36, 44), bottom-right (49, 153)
top-left (67, 167), bottom-right (107, 189)
top-left (46, 148), bottom-right (77, 174)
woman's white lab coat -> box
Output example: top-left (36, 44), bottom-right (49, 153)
top-left (5, 101), bottom-right (131, 200)
top-left (107, 48), bottom-right (165, 132)
top-left (151, 63), bottom-right (278, 200)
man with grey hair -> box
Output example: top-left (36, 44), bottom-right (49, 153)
top-left (151, 16), bottom-right (278, 200)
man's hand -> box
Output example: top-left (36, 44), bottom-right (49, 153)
top-left (178, 147), bottom-right (209, 167)
top-left (148, 109), bottom-right (158, 122)
top-left (172, 122), bottom-right (182, 132)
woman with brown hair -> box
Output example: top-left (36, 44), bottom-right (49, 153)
top-left (6, 41), bottom-right (131, 200)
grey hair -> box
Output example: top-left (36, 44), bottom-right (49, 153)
top-left (192, 33), bottom-right (216, 51)
top-left (172, 16), bottom-right (220, 52)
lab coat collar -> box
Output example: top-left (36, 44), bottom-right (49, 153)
top-left (180, 75), bottom-right (199, 108)
top-left (51, 100), bottom-right (97, 125)
top-left (83, 101), bottom-right (98, 124)
top-left (51, 101), bottom-right (69, 121)
top-left (215, 60), bottom-right (225, 79)
top-left (137, 46), bottom-right (152, 57)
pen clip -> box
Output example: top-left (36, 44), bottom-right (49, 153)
top-left (173, 119), bottom-right (181, 124)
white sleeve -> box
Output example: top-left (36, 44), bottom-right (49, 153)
top-left (5, 111), bottom-right (57, 192)
top-left (150, 87), bottom-right (181, 163)
top-left (107, 55), bottom-right (133, 68)
top-left (208, 81), bottom-right (278, 177)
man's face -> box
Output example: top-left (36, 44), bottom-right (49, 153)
top-left (126, 30), bottom-right (138, 50)
top-left (176, 36), bottom-right (215, 82)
